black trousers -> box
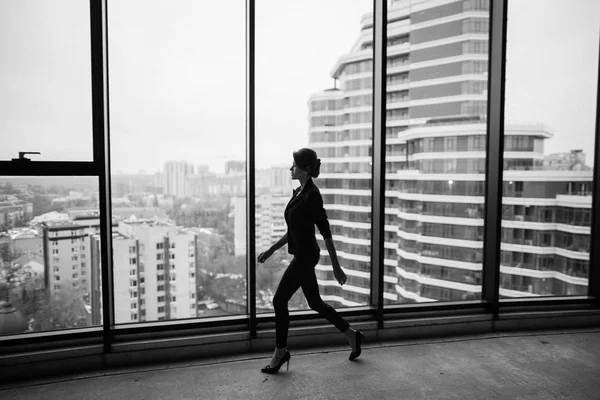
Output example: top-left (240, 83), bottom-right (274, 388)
top-left (273, 253), bottom-right (350, 348)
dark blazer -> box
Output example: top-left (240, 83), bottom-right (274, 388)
top-left (284, 178), bottom-right (332, 256)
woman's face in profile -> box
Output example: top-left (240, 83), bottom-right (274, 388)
top-left (290, 161), bottom-right (305, 181)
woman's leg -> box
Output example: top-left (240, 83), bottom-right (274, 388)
top-left (301, 265), bottom-right (361, 357)
top-left (301, 262), bottom-right (350, 333)
top-left (272, 256), bottom-right (304, 349)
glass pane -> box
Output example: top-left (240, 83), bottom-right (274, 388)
top-left (500, 0), bottom-right (599, 298)
top-left (386, 0), bottom-right (491, 304)
top-left (0, 177), bottom-right (101, 336)
top-left (107, 0), bottom-right (246, 323)
top-left (256, 0), bottom-right (374, 313)
top-left (0, 1), bottom-right (93, 162)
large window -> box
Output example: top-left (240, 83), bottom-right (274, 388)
top-left (107, 0), bottom-right (246, 323)
top-left (255, 0), bottom-right (374, 312)
top-left (0, 0), bottom-right (93, 162)
top-left (386, 0), bottom-right (491, 304)
top-left (500, 0), bottom-right (600, 298)
top-left (0, 0), bottom-right (100, 337)
top-left (0, 177), bottom-right (102, 335)
top-left (1, 0), bottom-right (599, 350)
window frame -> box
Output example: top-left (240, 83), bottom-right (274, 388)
top-left (0, 0), bottom-right (598, 354)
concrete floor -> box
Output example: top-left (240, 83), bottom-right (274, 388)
top-left (2, 329), bottom-right (600, 400)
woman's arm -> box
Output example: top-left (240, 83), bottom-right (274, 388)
top-left (324, 237), bottom-right (347, 285)
top-left (270, 233), bottom-right (288, 253)
top-left (257, 233), bottom-right (287, 263)
top-left (309, 190), bottom-right (347, 285)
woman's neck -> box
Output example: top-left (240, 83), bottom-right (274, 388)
top-left (299, 176), bottom-right (310, 190)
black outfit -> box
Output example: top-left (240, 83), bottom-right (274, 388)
top-left (273, 178), bottom-right (350, 348)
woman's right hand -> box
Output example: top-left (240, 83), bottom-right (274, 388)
top-left (257, 249), bottom-right (273, 263)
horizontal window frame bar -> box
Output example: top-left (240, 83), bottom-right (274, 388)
top-left (499, 296), bottom-right (596, 308)
top-left (0, 161), bottom-right (99, 176)
top-left (256, 306), bottom-right (376, 325)
top-left (2, 299), bottom-right (598, 348)
top-left (0, 327), bottom-right (103, 349)
top-left (110, 315), bottom-right (250, 337)
top-left (383, 300), bottom-right (490, 316)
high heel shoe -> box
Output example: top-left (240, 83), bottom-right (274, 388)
top-left (349, 331), bottom-right (364, 361)
top-left (261, 351), bottom-right (291, 374)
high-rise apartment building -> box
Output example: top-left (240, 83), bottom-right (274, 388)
top-left (163, 161), bottom-right (194, 197)
top-left (10, 212), bottom-right (100, 325)
top-left (308, 0), bottom-right (592, 306)
top-left (232, 192), bottom-right (289, 257)
top-left (9, 210), bottom-right (198, 326)
top-left (11, 213), bottom-right (100, 299)
top-left (255, 193), bottom-right (289, 251)
top-left (101, 219), bottom-right (198, 323)
top-left (231, 165), bottom-right (298, 257)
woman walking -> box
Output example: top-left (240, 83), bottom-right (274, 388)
top-left (257, 148), bottom-right (364, 374)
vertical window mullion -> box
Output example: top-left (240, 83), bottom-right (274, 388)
top-left (246, 0), bottom-right (257, 338)
top-left (589, 34), bottom-right (600, 302)
top-left (370, 0), bottom-right (387, 327)
top-left (90, 0), bottom-right (115, 352)
top-left (482, 0), bottom-right (508, 316)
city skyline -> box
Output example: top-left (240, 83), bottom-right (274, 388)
top-left (1, 0), bottom-right (599, 174)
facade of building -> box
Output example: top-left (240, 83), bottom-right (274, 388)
top-left (232, 165), bottom-right (296, 257)
top-left (209, 172), bottom-right (245, 197)
top-left (8, 213), bottom-right (98, 325)
top-left (0, 197), bottom-right (33, 230)
top-left (164, 161), bottom-right (195, 197)
top-left (104, 219), bottom-right (198, 324)
top-left (225, 160), bottom-right (245, 175)
top-left (231, 197), bottom-right (247, 257)
top-left (11, 217), bottom-right (95, 301)
top-left (256, 166), bottom-right (294, 194)
top-left (153, 172), bottom-right (165, 194)
top-left (307, 0), bottom-right (592, 306)
top-left (9, 211), bottom-right (199, 326)
top-left (232, 193), bottom-right (288, 257)
top-left (544, 150), bottom-right (591, 171)
top-left (255, 193), bottom-right (289, 251)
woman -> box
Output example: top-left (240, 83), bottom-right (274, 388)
top-left (257, 148), bottom-right (364, 374)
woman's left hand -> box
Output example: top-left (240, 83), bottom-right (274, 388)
top-left (333, 266), bottom-right (347, 286)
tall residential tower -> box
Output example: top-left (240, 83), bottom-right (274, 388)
top-left (308, 0), bottom-right (592, 306)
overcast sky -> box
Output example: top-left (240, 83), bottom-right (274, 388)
top-left (1, 0), bottom-right (599, 174)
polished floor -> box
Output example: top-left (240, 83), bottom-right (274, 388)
top-left (2, 329), bottom-right (599, 400)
